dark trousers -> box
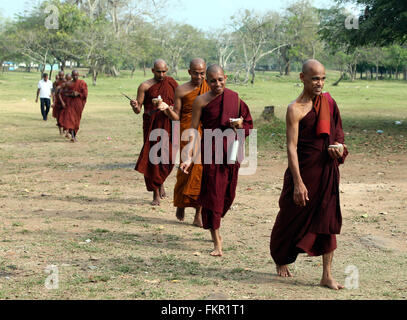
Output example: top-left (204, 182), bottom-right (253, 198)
top-left (40, 98), bottom-right (51, 120)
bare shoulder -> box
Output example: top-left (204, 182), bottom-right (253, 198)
top-left (175, 82), bottom-right (194, 98)
top-left (286, 100), bottom-right (303, 121)
top-left (139, 79), bottom-right (155, 92)
top-left (193, 93), bottom-right (208, 108)
top-left (195, 92), bottom-right (212, 107)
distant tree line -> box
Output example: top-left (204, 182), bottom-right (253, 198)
top-left (0, 0), bottom-right (406, 85)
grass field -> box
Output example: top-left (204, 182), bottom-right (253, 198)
top-left (0, 70), bottom-right (406, 300)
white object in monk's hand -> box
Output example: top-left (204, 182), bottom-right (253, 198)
top-left (230, 117), bottom-right (243, 127)
top-left (329, 144), bottom-right (343, 152)
top-left (229, 140), bottom-right (240, 163)
top-left (152, 95), bottom-right (163, 104)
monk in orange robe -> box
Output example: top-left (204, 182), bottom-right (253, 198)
top-left (52, 71), bottom-right (65, 135)
top-left (60, 70), bottom-right (88, 142)
top-left (131, 59), bottom-right (178, 205)
top-left (269, 60), bottom-right (348, 290)
top-left (172, 58), bottom-right (210, 227)
top-left (180, 64), bottom-right (253, 257)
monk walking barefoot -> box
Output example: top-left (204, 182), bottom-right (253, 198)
top-left (171, 59), bottom-right (209, 228)
top-left (131, 59), bottom-right (178, 206)
top-left (180, 64), bottom-right (253, 257)
top-left (269, 60), bottom-right (349, 289)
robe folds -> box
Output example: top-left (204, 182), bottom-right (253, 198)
top-left (198, 88), bottom-right (253, 230)
top-left (52, 79), bottom-right (65, 126)
top-left (173, 81), bottom-right (210, 208)
top-left (60, 79), bottom-right (88, 134)
top-left (270, 92), bottom-right (349, 266)
top-left (135, 77), bottom-right (178, 191)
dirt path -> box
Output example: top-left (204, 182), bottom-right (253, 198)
top-left (1, 133), bottom-right (406, 300)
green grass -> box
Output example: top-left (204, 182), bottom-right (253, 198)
top-left (0, 70), bottom-right (406, 300)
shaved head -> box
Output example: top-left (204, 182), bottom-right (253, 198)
top-left (190, 58), bottom-right (206, 69)
top-left (153, 59), bottom-right (167, 70)
top-left (300, 59), bottom-right (326, 96)
top-left (206, 64), bottom-right (224, 79)
top-left (152, 59), bottom-right (168, 82)
top-left (206, 64), bottom-right (227, 95)
top-left (302, 59), bottom-right (325, 75)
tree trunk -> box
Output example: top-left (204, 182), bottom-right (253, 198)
top-left (284, 60), bottom-right (290, 76)
top-left (333, 71), bottom-right (344, 86)
top-left (111, 65), bottom-right (120, 77)
top-left (49, 64), bottom-right (54, 80)
top-left (92, 69), bottom-right (98, 86)
top-left (131, 67), bottom-right (135, 79)
top-left (143, 62), bottom-right (146, 77)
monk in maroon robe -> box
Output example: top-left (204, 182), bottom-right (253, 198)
top-left (181, 64), bottom-right (253, 257)
top-left (269, 59), bottom-right (348, 290)
top-left (52, 71), bottom-right (65, 135)
top-left (61, 70), bottom-right (87, 142)
top-left (131, 59), bottom-right (178, 205)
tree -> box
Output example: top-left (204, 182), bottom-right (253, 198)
top-left (156, 23), bottom-right (205, 78)
top-left (336, 0), bottom-right (407, 47)
top-left (231, 10), bottom-right (288, 84)
top-left (279, 0), bottom-right (321, 75)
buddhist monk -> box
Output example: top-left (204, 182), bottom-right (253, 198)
top-left (171, 58), bottom-right (209, 227)
top-left (52, 71), bottom-right (65, 135)
top-left (180, 64), bottom-right (253, 257)
top-left (269, 59), bottom-right (349, 290)
top-left (130, 59), bottom-right (178, 206)
top-left (60, 70), bottom-right (88, 142)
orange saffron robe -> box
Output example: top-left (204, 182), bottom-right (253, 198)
top-left (173, 81), bottom-right (210, 208)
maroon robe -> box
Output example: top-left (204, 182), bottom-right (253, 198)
top-left (270, 92), bottom-right (349, 265)
top-left (61, 79), bottom-right (88, 134)
top-left (135, 76), bottom-right (178, 191)
top-left (198, 88), bottom-right (253, 230)
top-left (52, 79), bottom-right (65, 126)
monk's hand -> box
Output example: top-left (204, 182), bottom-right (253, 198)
top-left (130, 100), bottom-right (141, 114)
top-left (180, 158), bottom-right (192, 174)
top-left (230, 117), bottom-right (244, 131)
top-left (328, 142), bottom-right (344, 159)
top-left (158, 101), bottom-right (170, 111)
top-left (294, 182), bottom-right (309, 207)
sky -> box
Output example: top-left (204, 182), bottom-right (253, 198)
top-left (1, 0), bottom-right (343, 31)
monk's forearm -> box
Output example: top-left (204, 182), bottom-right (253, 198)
top-left (287, 148), bottom-right (303, 185)
top-left (164, 108), bottom-right (179, 121)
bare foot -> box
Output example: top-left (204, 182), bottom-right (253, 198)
top-left (276, 265), bottom-right (293, 277)
top-left (159, 185), bottom-right (166, 199)
top-left (320, 277), bottom-right (344, 290)
top-left (193, 208), bottom-right (203, 227)
top-left (152, 190), bottom-right (160, 206)
top-left (176, 208), bottom-right (185, 221)
top-left (151, 199), bottom-right (160, 206)
top-left (210, 248), bottom-right (223, 257)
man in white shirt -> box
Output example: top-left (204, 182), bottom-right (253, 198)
top-left (35, 73), bottom-right (53, 121)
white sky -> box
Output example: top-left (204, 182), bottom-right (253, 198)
top-left (1, 0), bottom-right (340, 31)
